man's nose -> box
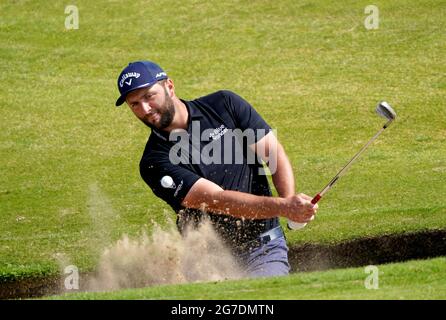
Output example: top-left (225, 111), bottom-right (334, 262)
top-left (140, 101), bottom-right (152, 114)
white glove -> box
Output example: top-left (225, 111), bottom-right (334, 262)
top-left (287, 215), bottom-right (315, 230)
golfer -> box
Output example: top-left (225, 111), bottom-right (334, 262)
top-left (115, 60), bottom-right (318, 277)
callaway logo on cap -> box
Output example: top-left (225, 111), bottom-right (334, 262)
top-left (115, 60), bottom-right (168, 106)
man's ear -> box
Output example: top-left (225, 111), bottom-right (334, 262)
top-left (166, 79), bottom-right (175, 97)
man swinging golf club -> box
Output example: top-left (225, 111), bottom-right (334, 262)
top-left (115, 60), bottom-right (318, 277)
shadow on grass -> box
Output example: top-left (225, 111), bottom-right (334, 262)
top-left (289, 229), bottom-right (446, 272)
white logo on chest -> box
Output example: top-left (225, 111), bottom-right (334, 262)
top-left (209, 125), bottom-right (228, 141)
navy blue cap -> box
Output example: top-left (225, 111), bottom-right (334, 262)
top-left (115, 61), bottom-right (168, 106)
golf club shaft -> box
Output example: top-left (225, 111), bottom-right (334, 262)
top-left (311, 120), bottom-right (392, 205)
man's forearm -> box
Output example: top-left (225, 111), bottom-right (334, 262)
top-left (190, 189), bottom-right (286, 220)
top-left (182, 177), bottom-right (315, 223)
top-left (272, 143), bottom-right (295, 198)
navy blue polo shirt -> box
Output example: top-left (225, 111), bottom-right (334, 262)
top-left (139, 90), bottom-right (279, 248)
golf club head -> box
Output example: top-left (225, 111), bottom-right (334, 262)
top-left (376, 101), bottom-right (396, 121)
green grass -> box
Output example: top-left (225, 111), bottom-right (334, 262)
top-left (48, 257), bottom-right (446, 300)
top-left (1, 0), bottom-right (445, 285)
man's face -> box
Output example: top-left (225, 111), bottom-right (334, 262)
top-left (125, 80), bottom-right (175, 130)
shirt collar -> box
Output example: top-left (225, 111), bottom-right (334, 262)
top-left (151, 99), bottom-right (202, 141)
top-left (151, 127), bottom-right (168, 141)
top-left (182, 99), bottom-right (203, 120)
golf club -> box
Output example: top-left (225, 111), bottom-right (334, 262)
top-left (288, 101), bottom-right (397, 230)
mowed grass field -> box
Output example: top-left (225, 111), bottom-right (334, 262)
top-left (1, 0), bottom-right (445, 297)
top-left (51, 258), bottom-right (446, 300)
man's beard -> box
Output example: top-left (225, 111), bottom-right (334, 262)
top-left (142, 88), bottom-right (175, 130)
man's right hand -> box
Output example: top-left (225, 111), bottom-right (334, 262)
top-left (283, 193), bottom-right (318, 223)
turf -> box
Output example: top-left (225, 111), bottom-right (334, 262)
top-left (1, 0), bottom-right (445, 283)
top-left (48, 257), bottom-right (446, 300)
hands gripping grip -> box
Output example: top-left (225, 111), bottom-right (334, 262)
top-left (311, 194), bottom-right (321, 205)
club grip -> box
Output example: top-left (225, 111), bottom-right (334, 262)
top-left (311, 194), bottom-right (321, 205)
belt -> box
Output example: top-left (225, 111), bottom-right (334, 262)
top-left (258, 226), bottom-right (284, 243)
top-left (238, 226), bottom-right (285, 252)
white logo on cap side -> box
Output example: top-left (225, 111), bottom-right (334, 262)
top-left (125, 79), bottom-right (132, 86)
top-left (156, 72), bottom-right (167, 78)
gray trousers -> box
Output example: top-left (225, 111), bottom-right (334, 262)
top-left (236, 236), bottom-right (290, 277)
